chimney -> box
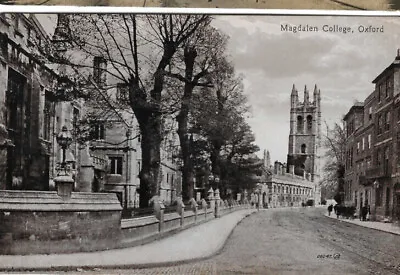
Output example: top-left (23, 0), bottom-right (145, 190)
top-left (289, 165), bottom-right (295, 175)
top-left (282, 163), bottom-right (286, 175)
top-left (397, 48), bottom-right (400, 60)
top-left (274, 161), bottom-right (279, 174)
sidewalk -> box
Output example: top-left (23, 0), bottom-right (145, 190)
top-left (324, 212), bottom-right (400, 236)
top-left (0, 209), bottom-right (256, 272)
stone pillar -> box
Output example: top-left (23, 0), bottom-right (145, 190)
top-left (215, 188), bottom-right (221, 218)
top-left (208, 187), bottom-right (215, 214)
top-left (153, 198), bottom-right (165, 232)
top-left (77, 144), bottom-right (94, 192)
top-left (189, 198), bottom-right (198, 222)
top-left (54, 174), bottom-right (74, 200)
top-left (201, 198), bottom-right (208, 219)
top-left (176, 197), bottom-right (185, 226)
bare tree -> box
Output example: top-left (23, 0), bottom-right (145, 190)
top-left (322, 121), bottom-right (346, 202)
top-left (47, 14), bottom-right (211, 207)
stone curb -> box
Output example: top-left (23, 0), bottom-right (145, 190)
top-left (0, 209), bottom-right (257, 272)
top-left (324, 213), bottom-right (400, 236)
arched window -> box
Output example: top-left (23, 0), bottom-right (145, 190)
top-left (301, 144), bottom-right (306, 154)
top-left (307, 115), bottom-right (313, 133)
top-left (297, 116), bottom-right (303, 133)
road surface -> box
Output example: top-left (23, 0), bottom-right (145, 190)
top-left (89, 207), bottom-right (400, 275)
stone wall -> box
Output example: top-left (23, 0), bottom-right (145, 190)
top-left (0, 190), bottom-right (122, 255)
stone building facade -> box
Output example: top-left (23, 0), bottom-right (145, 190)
top-left (287, 84), bottom-right (322, 183)
top-left (0, 14), bottom-right (64, 191)
top-left (256, 151), bottom-right (318, 207)
top-left (343, 49), bottom-right (400, 222)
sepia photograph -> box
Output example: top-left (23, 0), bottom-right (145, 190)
top-left (0, 10), bottom-right (400, 274)
top-left (1, 0), bottom-right (400, 10)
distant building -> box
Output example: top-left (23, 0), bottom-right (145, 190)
top-left (257, 158), bottom-right (317, 208)
top-left (287, 84), bottom-right (322, 184)
top-left (254, 84), bottom-right (323, 207)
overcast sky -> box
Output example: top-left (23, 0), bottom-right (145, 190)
top-left (36, 14), bottom-right (400, 164)
top-left (212, 15), bottom-right (400, 163)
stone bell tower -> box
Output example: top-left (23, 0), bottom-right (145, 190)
top-left (287, 84), bottom-right (321, 183)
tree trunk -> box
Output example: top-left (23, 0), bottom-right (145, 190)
top-left (178, 47), bottom-right (197, 202)
top-left (137, 114), bottom-right (162, 208)
top-left (131, 41), bottom-right (176, 208)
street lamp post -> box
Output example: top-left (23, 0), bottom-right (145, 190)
top-left (54, 126), bottom-right (74, 199)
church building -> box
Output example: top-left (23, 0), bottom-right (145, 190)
top-left (287, 84), bottom-right (322, 184)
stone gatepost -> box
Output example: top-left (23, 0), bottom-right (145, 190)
top-left (176, 197), bottom-right (185, 226)
top-left (215, 189), bottom-right (221, 218)
top-left (78, 144), bottom-right (94, 192)
top-left (54, 174), bottom-right (74, 200)
top-left (201, 198), bottom-right (208, 219)
top-left (189, 198), bottom-right (198, 222)
top-left (153, 197), bottom-right (165, 233)
top-left (208, 188), bottom-right (215, 218)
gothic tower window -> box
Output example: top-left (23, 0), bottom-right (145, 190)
top-left (297, 115), bottom-right (303, 133)
top-left (307, 115), bottom-right (313, 133)
top-left (301, 144), bottom-right (306, 154)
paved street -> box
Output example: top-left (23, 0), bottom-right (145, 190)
top-left (72, 207), bottom-right (400, 275)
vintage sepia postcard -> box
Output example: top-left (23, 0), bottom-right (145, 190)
top-left (0, 7), bottom-right (400, 275)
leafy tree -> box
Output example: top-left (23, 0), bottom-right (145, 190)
top-left (189, 60), bottom-right (260, 198)
top-left (165, 25), bottom-right (229, 201)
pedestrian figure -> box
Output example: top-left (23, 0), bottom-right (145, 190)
top-left (327, 204), bottom-right (333, 216)
top-left (361, 205), bottom-right (368, 221)
top-left (334, 204), bottom-right (339, 218)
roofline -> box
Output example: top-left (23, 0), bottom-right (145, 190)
top-left (372, 62), bottom-right (400, 84)
top-left (343, 104), bottom-right (364, 121)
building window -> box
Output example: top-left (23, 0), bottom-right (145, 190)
top-left (109, 156), bottom-right (123, 175)
top-left (378, 83), bottom-right (383, 102)
top-left (350, 148), bottom-right (353, 168)
top-left (297, 116), bottom-right (303, 133)
top-left (12, 14), bottom-right (22, 37)
top-left (376, 149), bottom-right (381, 167)
top-left (367, 134), bottom-right (371, 149)
top-left (362, 137), bottom-right (365, 151)
top-left (386, 77), bottom-right (391, 98)
top-left (369, 107), bottom-right (373, 121)
top-left (43, 91), bottom-right (54, 141)
top-left (137, 161), bottom-right (141, 175)
top-left (376, 186), bottom-right (382, 207)
top-left (116, 83), bottom-right (129, 102)
top-left (377, 114), bottom-right (383, 135)
top-left (357, 142), bottom-right (360, 154)
top-left (93, 56), bottom-right (107, 85)
top-left (90, 122), bottom-right (105, 140)
top-left (385, 111), bottom-right (391, 131)
top-left (301, 144), bottom-right (306, 154)
top-left (306, 115), bottom-right (313, 133)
